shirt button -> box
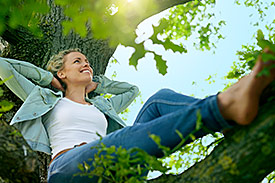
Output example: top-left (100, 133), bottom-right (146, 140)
top-left (16, 117), bottom-right (20, 120)
top-left (33, 113), bottom-right (37, 116)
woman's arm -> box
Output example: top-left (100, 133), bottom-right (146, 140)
top-left (92, 75), bottom-right (139, 114)
top-left (0, 57), bottom-right (53, 101)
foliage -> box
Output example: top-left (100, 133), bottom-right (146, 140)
top-left (0, 0), bottom-right (226, 75)
top-left (165, 0), bottom-right (225, 51)
top-left (235, 0), bottom-right (272, 22)
top-left (226, 1), bottom-right (275, 80)
top-left (128, 0), bottom-right (226, 75)
top-left (76, 142), bottom-right (168, 183)
top-left (0, 77), bottom-right (14, 118)
top-left (265, 171), bottom-right (275, 183)
top-left (77, 133), bottom-right (224, 182)
top-left (76, 110), bottom-right (224, 182)
top-left (0, 0), bottom-right (49, 36)
top-left (0, 0), bottom-right (273, 76)
top-left (153, 110), bottom-right (223, 175)
top-left (160, 133), bottom-right (223, 175)
top-left (226, 30), bottom-right (275, 80)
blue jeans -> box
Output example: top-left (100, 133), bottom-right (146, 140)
top-left (47, 89), bottom-right (232, 182)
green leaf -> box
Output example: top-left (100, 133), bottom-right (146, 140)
top-left (149, 134), bottom-right (170, 155)
top-left (149, 134), bottom-right (161, 145)
top-left (154, 53), bottom-right (168, 75)
top-left (258, 39), bottom-right (272, 50)
top-left (175, 129), bottom-right (184, 139)
top-left (78, 164), bottom-right (84, 172)
top-left (163, 39), bottom-right (187, 53)
top-left (0, 87), bottom-right (3, 97)
top-left (152, 18), bottom-right (169, 36)
top-left (257, 64), bottom-right (275, 77)
top-left (106, 145), bottom-right (116, 154)
top-left (129, 44), bottom-right (146, 68)
top-left (0, 100), bottom-right (13, 112)
top-left (55, 0), bottom-right (69, 6)
top-left (262, 53), bottom-right (275, 62)
top-left (256, 29), bottom-right (275, 51)
top-left (150, 18), bottom-right (187, 54)
top-left (190, 134), bottom-right (196, 141)
top-left (61, 21), bottom-right (73, 36)
top-left (83, 161), bottom-right (90, 171)
top-left (196, 110), bottom-right (203, 130)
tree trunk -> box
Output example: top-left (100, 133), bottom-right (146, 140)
top-left (0, 1), bottom-right (115, 182)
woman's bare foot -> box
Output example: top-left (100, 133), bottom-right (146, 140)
top-left (218, 51), bottom-right (275, 125)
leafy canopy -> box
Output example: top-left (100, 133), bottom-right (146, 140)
top-left (226, 0), bottom-right (275, 80)
top-left (0, 0), bottom-right (274, 76)
top-left (0, 0), bottom-right (225, 75)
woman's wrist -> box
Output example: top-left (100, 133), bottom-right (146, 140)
top-left (86, 81), bottom-right (98, 93)
top-left (51, 77), bottom-right (64, 91)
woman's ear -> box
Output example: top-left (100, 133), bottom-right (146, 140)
top-left (57, 70), bottom-right (66, 80)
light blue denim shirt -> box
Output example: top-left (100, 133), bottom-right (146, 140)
top-left (0, 57), bottom-right (139, 155)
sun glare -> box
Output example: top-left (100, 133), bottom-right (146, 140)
top-left (128, 0), bottom-right (133, 2)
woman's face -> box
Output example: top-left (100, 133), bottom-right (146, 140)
top-left (57, 52), bottom-right (93, 87)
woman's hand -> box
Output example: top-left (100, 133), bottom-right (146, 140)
top-left (85, 81), bottom-right (98, 94)
top-left (51, 77), bottom-right (64, 92)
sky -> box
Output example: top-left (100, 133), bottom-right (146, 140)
top-left (104, 0), bottom-right (274, 125)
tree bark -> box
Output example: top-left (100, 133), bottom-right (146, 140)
top-left (0, 120), bottom-right (40, 183)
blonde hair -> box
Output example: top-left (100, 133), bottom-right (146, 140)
top-left (46, 48), bottom-right (82, 75)
top-left (46, 48), bottom-right (82, 90)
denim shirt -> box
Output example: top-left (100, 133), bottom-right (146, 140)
top-left (0, 57), bottom-right (139, 155)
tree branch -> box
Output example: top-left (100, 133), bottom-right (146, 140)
top-left (115, 0), bottom-right (193, 33)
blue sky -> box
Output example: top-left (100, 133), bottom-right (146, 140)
top-left (105, 0), bottom-right (273, 125)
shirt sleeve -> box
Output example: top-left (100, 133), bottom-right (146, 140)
top-left (93, 75), bottom-right (139, 114)
top-left (0, 57), bottom-right (53, 101)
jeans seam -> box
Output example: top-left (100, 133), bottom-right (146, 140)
top-left (135, 99), bottom-right (193, 122)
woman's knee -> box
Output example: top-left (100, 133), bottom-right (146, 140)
top-left (157, 88), bottom-right (174, 94)
top-left (149, 88), bottom-right (175, 101)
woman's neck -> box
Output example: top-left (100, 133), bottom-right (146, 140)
top-left (64, 85), bottom-right (88, 105)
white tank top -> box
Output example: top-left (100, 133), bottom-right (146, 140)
top-left (44, 97), bottom-right (108, 158)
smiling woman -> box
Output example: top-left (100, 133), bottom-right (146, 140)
top-left (54, 52), bottom-right (95, 103)
top-left (47, 49), bottom-right (98, 99)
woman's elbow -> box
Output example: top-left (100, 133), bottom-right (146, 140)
top-left (132, 85), bottom-right (139, 98)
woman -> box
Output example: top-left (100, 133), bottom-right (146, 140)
top-left (0, 48), bottom-right (274, 182)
